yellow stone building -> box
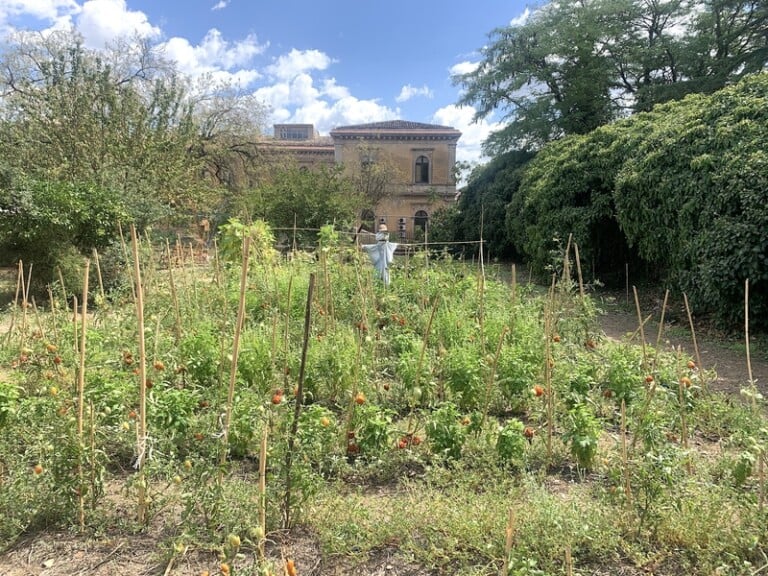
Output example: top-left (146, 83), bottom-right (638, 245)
top-left (270, 120), bottom-right (461, 241)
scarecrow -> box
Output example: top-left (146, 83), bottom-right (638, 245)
top-left (361, 223), bottom-right (398, 287)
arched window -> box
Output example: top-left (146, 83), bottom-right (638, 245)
top-left (415, 155), bottom-right (430, 184)
top-left (414, 210), bottom-right (429, 233)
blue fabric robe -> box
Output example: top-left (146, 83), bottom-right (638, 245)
top-left (362, 232), bottom-right (398, 287)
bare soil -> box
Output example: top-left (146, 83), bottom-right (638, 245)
top-left (1, 282), bottom-right (766, 576)
top-left (597, 293), bottom-right (767, 396)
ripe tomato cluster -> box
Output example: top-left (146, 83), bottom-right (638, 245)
top-left (397, 433), bottom-right (422, 449)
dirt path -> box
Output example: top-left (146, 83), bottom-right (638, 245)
top-left (598, 295), bottom-right (767, 396)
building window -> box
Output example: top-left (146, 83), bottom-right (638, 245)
top-left (275, 124), bottom-right (313, 140)
top-left (414, 210), bottom-right (429, 233)
top-left (415, 155), bottom-right (430, 184)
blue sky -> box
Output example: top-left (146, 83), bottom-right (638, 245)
top-left (0, 0), bottom-right (533, 166)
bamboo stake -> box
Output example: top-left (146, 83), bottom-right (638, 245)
top-left (573, 242), bottom-right (585, 300)
top-left (683, 293), bottom-right (705, 391)
top-left (563, 233), bottom-right (573, 286)
top-left (477, 212), bottom-right (486, 355)
top-left (212, 238), bottom-right (222, 288)
top-left (219, 236), bottom-right (251, 473)
top-left (282, 274), bottom-right (294, 390)
top-left (89, 400), bottom-right (97, 511)
top-left (258, 425), bottom-right (268, 560)
top-left (117, 223), bottom-right (136, 303)
top-left (545, 274), bottom-right (556, 463)
top-left (13, 261), bottom-right (22, 308)
top-left (21, 261), bottom-right (30, 343)
top-left (621, 400), bottom-right (632, 507)
top-left (565, 545), bottom-right (573, 576)
top-left (47, 285), bottom-right (60, 343)
top-left (92, 248), bottom-right (105, 303)
top-left (31, 298), bottom-right (46, 342)
top-left (406, 297), bottom-right (440, 436)
top-left (342, 334), bottom-right (364, 449)
top-left (633, 286), bottom-right (649, 377)
top-left (72, 296), bottom-right (78, 357)
top-left (165, 241), bottom-right (182, 344)
top-left (77, 259), bottom-right (90, 530)
top-left (625, 263), bottom-right (629, 306)
top-left (677, 347), bottom-right (691, 474)
top-left (745, 279), bottom-right (764, 510)
top-left (653, 290), bottom-right (670, 370)
top-left (758, 453), bottom-right (765, 513)
top-left (4, 262), bottom-right (23, 344)
top-left (627, 314), bottom-right (654, 344)
top-left (130, 225), bottom-right (149, 525)
top-left (284, 272), bottom-right (315, 528)
top-left (745, 279), bottom-right (754, 393)
top-left (24, 261), bottom-right (33, 304)
top-left (501, 508), bottom-right (516, 576)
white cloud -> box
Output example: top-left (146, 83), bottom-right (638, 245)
top-left (211, 1), bottom-right (228, 10)
top-left (395, 84), bottom-right (433, 103)
top-left (254, 71), bottom-right (398, 134)
top-left (161, 29), bottom-right (266, 84)
top-left (449, 61), bottom-right (479, 77)
top-left (432, 104), bottom-right (500, 167)
top-left (255, 47), bottom-right (400, 133)
top-left (76, 0), bottom-right (160, 48)
top-left (510, 8), bottom-right (531, 27)
top-left (0, 0), bottom-right (79, 25)
top-left (266, 48), bottom-right (334, 80)
top-left (321, 78), bottom-right (350, 100)
top-left (0, 0), bottom-right (72, 38)
top-left (305, 96), bottom-right (399, 133)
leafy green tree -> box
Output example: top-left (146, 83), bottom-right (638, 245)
top-left (675, 0), bottom-right (768, 98)
top-left (509, 73), bottom-right (768, 327)
top-left (0, 31), bottom-right (201, 224)
top-left (0, 179), bottom-right (127, 290)
top-left (456, 0), bottom-right (616, 153)
top-left (455, 0), bottom-right (767, 154)
top-left (251, 164), bottom-right (362, 247)
top-left (451, 151), bottom-right (533, 259)
top-left (614, 73), bottom-right (768, 327)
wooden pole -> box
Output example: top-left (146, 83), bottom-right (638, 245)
top-left (77, 259), bottom-right (90, 530)
top-left (130, 225), bottom-right (149, 525)
top-left (219, 236), bottom-right (251, 472)
top-left (683, 293), bottom-right (705, 391)
top-left (283, 273), bottom-right (315, 528)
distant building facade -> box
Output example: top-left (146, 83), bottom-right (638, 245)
top-left (267, 120), bottom-right (462, 240)
top-left (330, 120), bottom-right (461, 241)
top-left (269, 123), bottom-right (335, 169)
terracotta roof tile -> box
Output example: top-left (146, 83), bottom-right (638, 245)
top-left (331, 120), bottom-right (457, 132)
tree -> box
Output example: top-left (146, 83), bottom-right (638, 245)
top-left (675, 0), bottom-right (768, 97)
top-left (452, 151), bottom-right (534, 259)
top-left (455, 0), bottom-right (619, 153)
top-left (0, 179), bottom-right (128, 292)
top-left (509, 73), bottom-right (768, 328)
top-left (252, 163), bottom-right (362, 247)
top-left (186, 77), bottom-right (271, 216)
top-left (455, 0), bottom-right (768, 154)
top-left (0, 30), bottom-right (202, 225)
top-left (613, 73), bottom-right (768, 327)
top-left (0, 30), bottom-right (276, 288)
